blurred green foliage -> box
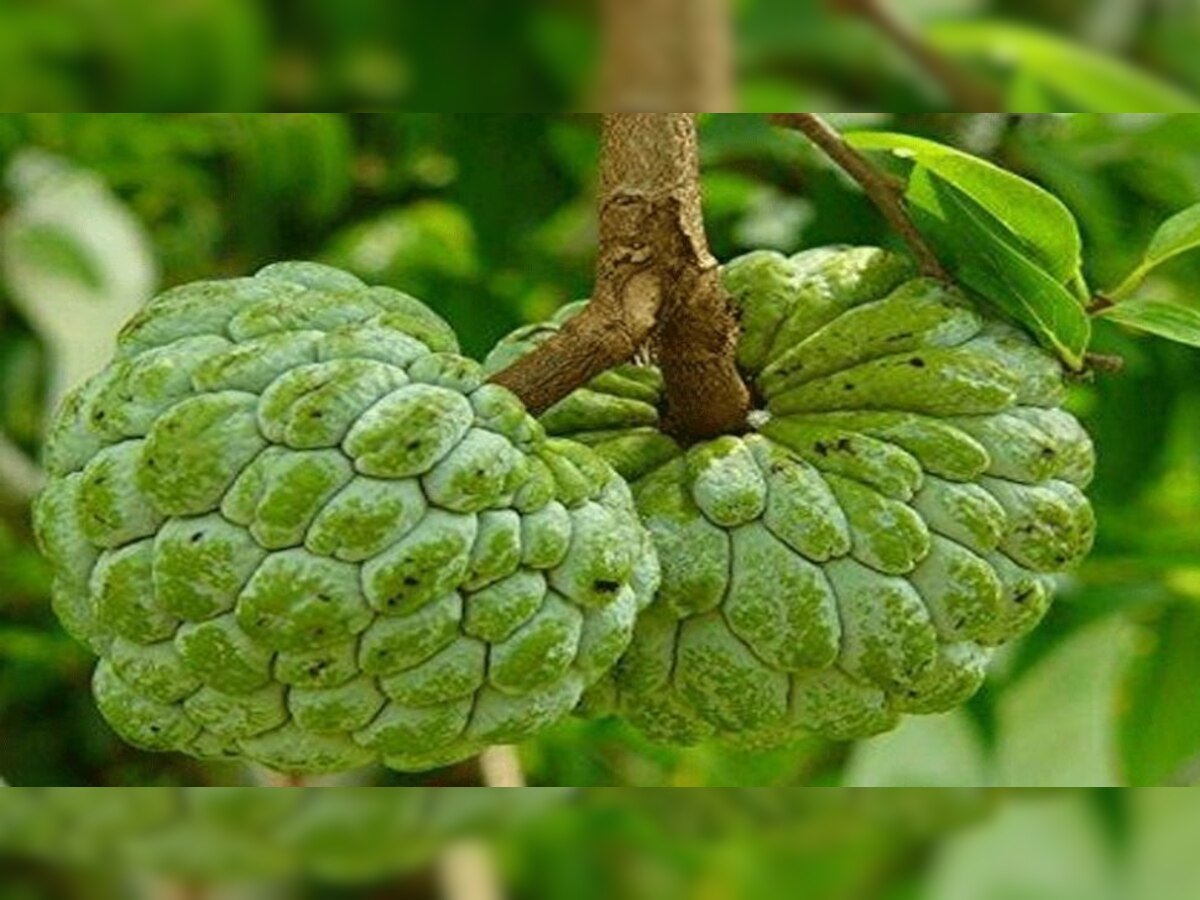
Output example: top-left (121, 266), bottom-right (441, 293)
top-left (1, 112), bottom-right (1199, 788)
top-left (2, 0), bottom-right (1200, 112)
top-left (3, 788), bottom-right (1200, 900)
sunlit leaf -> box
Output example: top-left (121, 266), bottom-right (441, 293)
top-left (1100, 299), bottom-right (1200, 348)
top-left (994, 616), bottom-right (1134, 786)
top-left (1110, 203), bottom-right (1200, 300)
top-left (847, 130), bottom-right (1083, 285)
top-left (0, 150), bottom-right (157, 406)
top-left (907, 166), bottom-right (1091, 368)
top-left (843, 711), bottom-right (988, 787)
top-left (925, 794), bottom-right (1114, 899)
top-left (929, 21), bottom-right (1200, 113)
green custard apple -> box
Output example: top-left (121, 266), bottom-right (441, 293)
top-left (33, 262), bottom-right (658, 773)
top-left (484, 246), bottom-right (1095, 747)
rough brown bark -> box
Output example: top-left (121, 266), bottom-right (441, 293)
top-left (599, 0), bottom-right (735, 112)
top-left (491, 114), bottom-right (751, 439)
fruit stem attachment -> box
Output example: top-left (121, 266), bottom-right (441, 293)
top-left (490, 114), bottom-right (751, 439)
top-left (825, 0), bottom-right (1002, 112)
top-left (478, 745), bottom-right (525, 787)
top-left (769, 113), bottom-right (949, 281)
top-left (256, 767), bottom-right (312, 787)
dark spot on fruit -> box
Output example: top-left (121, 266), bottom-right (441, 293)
top-left (407, 440), bottom-right (421, 451)
top-left (307, 660), bottom-right (329, 678)
top-left (403, 576), bottom-right (419, 586)
top-left (835, 438), bottom-right (852, 452)
top-left (190, 532), bottom-right (204, 543)
top-left (594, 579), bottom-right (620, 593)
top-left (843, 383), bottom-right (856, 391)
top-left (257, 617), bottom-right (269, 627)
top-left (1040, 447), bottom-right (1056, 458)
top-left (886, 332), bottom-right (914, 343)
top-left (1014, 588), bottom-right (1034, 605)
top-left (312, 628), bottom-right (325, 637)
top-left (310, 410), bottom-right (324, 419)
top-left (909, 357), bottom-right (926, 368)
top-left (94, 411), bottom-right (106, 422)
top-left (814, 442), bottom-right (829, 456)
top-left (317, 593), bottom-right (331, 603)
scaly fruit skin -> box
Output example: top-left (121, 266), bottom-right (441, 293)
top-left (0, 787), bottom-right (569, 882)
top-left (34, 262), bottom-right (658, 773)
top-left (485, 246), bottom-right (1095, 747)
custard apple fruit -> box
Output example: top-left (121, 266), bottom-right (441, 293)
top-left (484, 246), bottom-right (1095, 747)
top-left (33, 262), bottom-right (657, 773)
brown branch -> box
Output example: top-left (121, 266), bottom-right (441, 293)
top-left (599, 0), bottom-right (735, 111)
top-left (491, 114), bottom-right (750, 438)
top-left (770, 114), bottom-right (948, 280)
top-left (827, 0), bottom-right (1002, 112)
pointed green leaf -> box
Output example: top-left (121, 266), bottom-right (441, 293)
top-left (847, 130), bottom-right (1083, 286)
top-left (907, 166), bottom-right (1091, 369)
top-left (1110, 203), bottom-right (1200, 300)
top-left (929, 21), bottom-right (1200, 113)
top-left (1100, 299), bottom-right (1200, 349)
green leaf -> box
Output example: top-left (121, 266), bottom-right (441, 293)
top-left (847, 130), bottom-right (1083, 285)
top-left (925, 795), bottom-right (1114, 899)
top-left (1099, 299), bottom-right (1200, 349)
top-left (994, 616), bottom-right (1135, 786)
top-left (906, 166), bottom-right (1091, 369)
top-left (843, 711), bottom-right (988, 787)
top-left (1119, 603), bottom-right (1200, 785)
top-left (1110, 203), bottom-right (1200, 300)
top-left (929, 21), bottom-right (1200, 113)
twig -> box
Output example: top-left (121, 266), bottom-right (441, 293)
top-left (478, 745), bottom-right (526, 788)
top-left (769, 114), bottom-right (948, 280)
top-left (827, 0), bottom-right (1002, 112)
top-left (490, 114), bottom-right (750, 438)
top-left (436, 840), bottom-right (505, 900)
top-left (255, 767), bottom-right (312, 787)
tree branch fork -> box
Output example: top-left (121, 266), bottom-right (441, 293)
top-left (490, 113), bottom-right (750, 441)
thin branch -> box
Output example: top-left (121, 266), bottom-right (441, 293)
top-left (827, 0), bottom-right (1002, 112)
top-left (770, 114), bottom-right (948, 280)
top-left (437, 840), bottom-right (505, 900)
top-left (254, 767), bottom-right (312, 787)
top-left (478, 745), bottom-right (525, 788)
top-left (490, 114), bottom-right (750, 438)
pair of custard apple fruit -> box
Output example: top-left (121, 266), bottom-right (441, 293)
top-left (33, 248), bottom-right (1095, 774)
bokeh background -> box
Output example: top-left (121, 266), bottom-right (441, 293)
top-left (1, 112), bottom-right (1199, 787)
top-left (2, 788), bottom-right (1200, 900)
top-left (2, 0), bottom-right (1200, 111)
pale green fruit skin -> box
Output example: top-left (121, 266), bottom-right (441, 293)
top-left (485, 246), bottom-right (1095, 747)
top-left (34, 262), bottom-right (658, 773)
top-left (0, 787), bottom-right (569, 882)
